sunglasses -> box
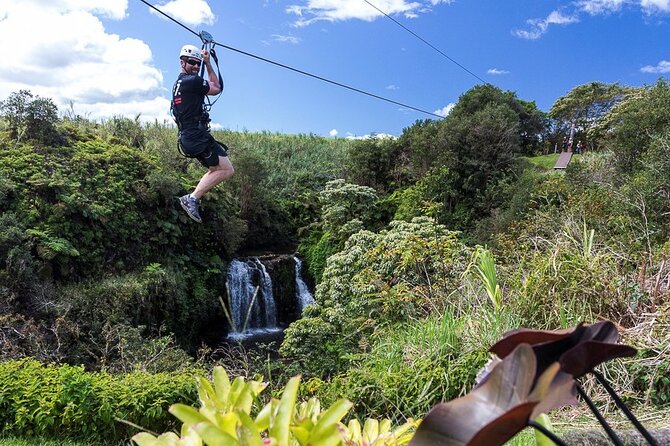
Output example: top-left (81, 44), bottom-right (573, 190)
top-left (185, 59), bottom-right (201, 66)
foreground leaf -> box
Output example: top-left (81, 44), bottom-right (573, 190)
top-left (410, 344), bottom-right (560, 446)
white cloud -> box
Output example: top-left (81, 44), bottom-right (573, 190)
top-left (512, 10), bottom-right (579, 40)
top-left (286, 0), bottom-right (450, 27)
top-left (577, 0), bottom-right (627, 15)
top-left (641, 60), bottom-right (670, 73)
top-left (345, 132), bottom-right (397, 140)
top-left (151, 0), bottom-right (215, 26)
top-left (0, 0), bottom-right (171, 123)
top-left (641, 0), bottom-right (670, 12)
top-left (272, 34), bottom-right (302, 44)
top-left (487, 68), bottom-right (510, 75)
top-left (518, 1), bottom-right (670, 40)
top-left (579, 0), bottom-right (670, 14)
top-left (29, 0), bottom-right (129, 20)
top-left (434, 103), bottom-right (455, 117)
top-left (329, 128), bottom-right (338, 137)
top-left (386, 84), bottom-right (400, 90)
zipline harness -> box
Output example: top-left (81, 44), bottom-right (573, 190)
top-left (170, 30), bottom-right (228, 160)
top-left (171, 30), bottom-right (223, 135)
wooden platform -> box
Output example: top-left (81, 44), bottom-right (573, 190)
top-left (554, 151), bottom-right (573, 169)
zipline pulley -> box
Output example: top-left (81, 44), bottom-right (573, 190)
top-left (199, 30), bottom-right (215, 45)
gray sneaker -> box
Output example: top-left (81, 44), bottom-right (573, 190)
top-left (179, 194), bottom-right (202, 223)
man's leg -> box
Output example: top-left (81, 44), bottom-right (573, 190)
top-left (193, 156), bottom-right (234, 199)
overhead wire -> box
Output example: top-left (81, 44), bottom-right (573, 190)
top-left (361, 0), bottom-right (489, 85)
top-left (137, 0), bottom-right (444, 119)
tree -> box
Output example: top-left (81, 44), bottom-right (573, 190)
top-left (448, 84), bottom-right (546, 156)
top-left (549, 82), bottom-right (629, 151)
top-left (434, 102), bottom-right (521, 230)
top-left (0, 90), bottom-right (60, 144)
top-left (344, 136), bottom-right (404, 193)
top-left (0, 90), bottom-right (33, 142)
top-left (397, 119), bottom-right (441, 179)
top-left (26, 96), bottom-right (60, 144)
top-left (593, 79), bottom-right (670, 173)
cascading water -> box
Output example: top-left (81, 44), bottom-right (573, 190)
top-left (226, 258), bottom-right (280, 341)
top-left (294, 256), bottom-right (315, 310)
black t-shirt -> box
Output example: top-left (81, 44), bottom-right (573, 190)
top-left (172, 73), bottom-right (210, 129)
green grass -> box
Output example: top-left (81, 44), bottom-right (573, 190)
top-left (505, 428), bottom-right (536, 445)
top-left (524, 153), bottom-right (560, 170)
top-left (524, 152), bottom-right (585, 171)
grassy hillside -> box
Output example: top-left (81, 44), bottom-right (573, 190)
top-left (1, 81), bottom-right (669, 444)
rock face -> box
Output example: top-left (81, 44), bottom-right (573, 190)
top-left (256, 254), bottom-right (301, 326)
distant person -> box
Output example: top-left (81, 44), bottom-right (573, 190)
top-left (561, 136), bottom-right (568, 152)
top-left (576, 140), bottom-right (583, 154)
top-left (171, 44), bottom-right (234, 223)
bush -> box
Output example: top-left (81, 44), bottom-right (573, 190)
top-left (281, 217), bottom-right (471, 377)
top-left (299, 230), bottom-right (340, 283)
top-left (628, 301), bottom-right (670, 407)
top-left (0, 360), bottom-right (200, 442)
top-left (54, 266), bottom-right (221, 364)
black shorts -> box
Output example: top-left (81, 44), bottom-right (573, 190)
top-left (179, 128), bottom-right (229, 168)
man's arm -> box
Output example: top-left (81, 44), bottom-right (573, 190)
top-left (202, 50), bottom-right (221, 96)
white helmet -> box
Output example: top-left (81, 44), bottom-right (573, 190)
top-left (179, 44), bottom-right (202, 61)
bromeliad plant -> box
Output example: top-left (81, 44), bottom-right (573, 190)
top-left (132, 367), bottom-right (417, 446)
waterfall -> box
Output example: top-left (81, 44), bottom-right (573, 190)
top-left (225, 258), bottom-right (279, 341)
top-left (224, 255), bottom-right (316, 342)
top-left (294, 256), bottom-right (315, 310)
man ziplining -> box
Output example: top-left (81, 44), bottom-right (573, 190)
top-left (172, 44), bottom-right (234, 223)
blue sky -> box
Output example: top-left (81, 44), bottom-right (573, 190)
top-left (0, 0), bottom-right (668, 138)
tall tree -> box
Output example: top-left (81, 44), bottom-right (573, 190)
top-left (0, 90), bottom-right (60, 144)
top-left (397, 119), bottom-right (441, 180)
top-left (593, 79), bottom-right (670, 173)
top-left (449, 84), bottom-right (546, 156)
top-left (549, 82), bottom-right (629, 150)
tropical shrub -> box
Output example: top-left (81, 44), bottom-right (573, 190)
top-left (392, 166), bottom-right (456, 223)
top-left (299, 179), bottom-right (381, 282)
top-left (281, 217), bottom-right (471, 377)
top-left (99, 115), bottom-right (146, 148)
top-left (216, 130), bottom-right (349, 249)
top-left (54, 265), bottom-right (222, 363)
top-left (0, 359), bottom-right (200, 442)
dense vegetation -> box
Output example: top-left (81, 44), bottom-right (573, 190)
top-left (1, 80), bottom-right (669, 444)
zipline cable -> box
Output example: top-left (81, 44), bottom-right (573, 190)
top-left (137, 0), bottom-right (444, 119)
top-left (361, 0), bottom-right (489, 85)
